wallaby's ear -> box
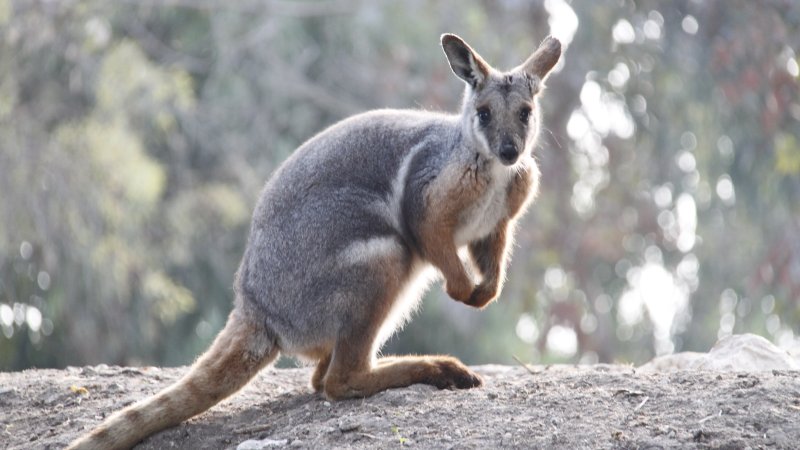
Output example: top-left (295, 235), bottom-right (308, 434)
top-left (517, 36), bottom-right (562, 81)
top-left (441, 33), bottom-right (491, 89)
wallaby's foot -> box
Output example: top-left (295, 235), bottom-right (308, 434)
top-left (323, 355), bottom-right (482, 400)
top-left (425, 356), bottom-right (484, 390)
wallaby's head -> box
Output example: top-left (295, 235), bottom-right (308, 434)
top-left (441, 34), bottom-right (561, 166)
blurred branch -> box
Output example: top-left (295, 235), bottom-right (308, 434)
top-left (263, 53), bottom-right (363, 116)
top-left (122, 18), bottom-right (212, 72)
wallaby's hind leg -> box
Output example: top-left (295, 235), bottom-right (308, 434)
top-left (323, 328), bottom-right (483, 400)
top-left (311, 352), bottom-right (332, 392)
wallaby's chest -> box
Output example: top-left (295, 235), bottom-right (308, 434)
top-left (453, 161), bottom-right (513, 246)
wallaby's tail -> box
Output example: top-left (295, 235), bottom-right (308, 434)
top-left (67, 309), bottom-right (279, 450)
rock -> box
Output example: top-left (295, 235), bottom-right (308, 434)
top-left (237, 438), bottom-right (289, 449)
top-left (0, 387), bottom-right (16, 406)
top-left (375, 389), bottom-right (411, 406)
top-left (3, 364), bottom-right (799, 449)
top-left (640, 334), bottom-right (800, 372)
top-left (698, 334), bottom-right (799, 371)
top-left (787, 342), bottom-right (800, 361)
top-left (0, 387), bottom-right (15, 396)
top-left (337, 417), bottom-right (361, 432)
top-left (42, 390), bottom-right (69, 406)
top-left (766, 428), bottom-right (790, 447)
top-left (638, 352), bottom-right (706, 371)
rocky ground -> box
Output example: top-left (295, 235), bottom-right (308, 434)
top-left (1, 362), bottom-right (799, 449)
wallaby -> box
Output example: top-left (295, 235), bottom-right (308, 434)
top-left (67, 33), bottom-right (561, 450)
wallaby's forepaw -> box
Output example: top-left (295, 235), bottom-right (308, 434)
top-left (445, 281), bottom-right (476, 303)
top-left (464, 282), bottom-right (498, 308)
top-left (429, 358), bottom-right (484, 390)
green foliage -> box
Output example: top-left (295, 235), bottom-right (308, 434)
top-left (775, 133), bottom-right (800, 175)
top-left (1, 0), bottom-right (798, 370)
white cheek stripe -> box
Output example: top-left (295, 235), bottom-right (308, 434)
top-left (466, 115), bottom-right (492, 157)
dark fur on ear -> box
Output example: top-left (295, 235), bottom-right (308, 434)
top-left (441, 34), bottom-right (491, 89)
top-left (517, 36), bottom-right (561, 81)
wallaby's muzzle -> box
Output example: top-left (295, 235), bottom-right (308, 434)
top-left (499, 138), bottom-right (519, 165)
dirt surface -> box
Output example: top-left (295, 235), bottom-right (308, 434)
top-left (1, 364), bottom-right (799, 449)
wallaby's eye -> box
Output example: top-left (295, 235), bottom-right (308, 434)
top-left (519, 107), bottom-right (531, 125)
top-left (477, 107), bottom-right (491, 127)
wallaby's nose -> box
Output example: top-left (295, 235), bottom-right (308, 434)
top-left (499, 141), bottom-right (519, 164)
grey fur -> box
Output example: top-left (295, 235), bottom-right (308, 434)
top-left (236, 110), bottom-right (461, 353)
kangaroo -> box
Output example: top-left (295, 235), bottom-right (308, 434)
top-left (67, 33), bottom-right (561, 450)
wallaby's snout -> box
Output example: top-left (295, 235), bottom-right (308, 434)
top-left (499, 137), bottom-right (519, 165)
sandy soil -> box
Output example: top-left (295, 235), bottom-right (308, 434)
top-left (1, 364), bottom-right (798, 449)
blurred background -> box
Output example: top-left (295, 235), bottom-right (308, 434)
top-left (1, 0), bottom-right (799, 371)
